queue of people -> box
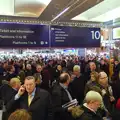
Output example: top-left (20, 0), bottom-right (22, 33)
top-left (0, 55), bottom-right (120, 120)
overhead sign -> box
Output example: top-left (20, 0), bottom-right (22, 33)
top-left (0, 23), bottom-right (49, 47)
top-left (50, 26), bottom-right (101, 47)
top-left (0, 23), bottom-right (101, 48)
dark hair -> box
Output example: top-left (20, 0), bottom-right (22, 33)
top-left (25, 76), bottom-right (35, 81)
top-left (19, 64), bottom-right (24, 70)
top-left (59, 73), bottom-right (70, 83)
top-left (8, 109), bottom-right (32, 120)
top-left (6, 65), bottom-right (13, 72)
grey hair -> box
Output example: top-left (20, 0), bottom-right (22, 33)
top-left (73, 65), bottom-right (80, 72)
top-left (26, 64), bottom-right (31, 68)
top-left (85, 91), bottom-right (103, 103)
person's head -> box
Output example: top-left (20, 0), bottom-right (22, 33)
top-left (100, 59), bottom-right (105, 65)
top-left (10, 78), bottom-right (21, 90)
top-left (73, 65), bottom-right (80, 76)
top-left (90, 72), bottom-right (98, 82)
top-left (19, 64), bottom-right (24, 70)
top-left (70, 72), bottom-right (76, 81)
top-left (24, 76), bottom-right (36, 94)
top-left (8, 109), bottom-right (31, 120)
top-left (59, 73), bottom-right (71, 86)
top-left (85, 91), bottom-right (103, 111)
top-left (57, 65), bottom-right (62, 71)
top-left (110, 58), bottom-right (114, 64)
top-left (115, 60), bottom-right (119, 66)
top-left (3, 62), bottom-right (8, 69)
top-left (48, 60), bottom-right (53, 66)
top-left (7, 65), bottom-right (15, 73)
top-left (98, 72), bottom-right (108, 88)
top-left (36, 65), bottom-right (42, 73)
top-left (89, 62), bottom-right (96, 71)
top-left (26, 64), bottom-right (31, 70)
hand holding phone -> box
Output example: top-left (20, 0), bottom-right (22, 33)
top-left (18, 85), bottom-right (25, 96)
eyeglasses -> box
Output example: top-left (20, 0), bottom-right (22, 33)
top-left (100, 77), bottom-right (108, 79)
top-left (37, 68), bottom-right (42, 69)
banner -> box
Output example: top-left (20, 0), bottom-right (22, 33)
top-left (0, 23), bottom-right (49, 47)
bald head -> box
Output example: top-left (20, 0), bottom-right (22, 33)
top-left (59, 73), bottom-right (70, 84)
top-left (98, 72), bottom-right (108, 88)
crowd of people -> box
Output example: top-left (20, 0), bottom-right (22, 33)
top-left (0, 54), bottom-right (120, 120)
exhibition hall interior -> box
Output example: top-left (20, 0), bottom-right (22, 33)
top-left (0, 0), bottom-right (120, 120)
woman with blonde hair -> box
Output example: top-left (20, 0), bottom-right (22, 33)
top-left (8, 109), bottom-right (32, 120)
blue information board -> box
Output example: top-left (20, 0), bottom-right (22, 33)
top-left (50, 26), bottom-right (101, 48)
top-left (0, 23), bottom-right (101, 48)
top-left (0, 23), bottom-right (49, 47)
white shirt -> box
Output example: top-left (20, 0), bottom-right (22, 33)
top-left (83, 103), bottom-right (96, 114)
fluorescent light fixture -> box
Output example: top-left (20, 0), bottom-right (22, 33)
top-left (51, 7), bottom-right (70, 22)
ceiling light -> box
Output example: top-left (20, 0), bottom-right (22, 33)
top-left (16, 12), bottom-right (37, 17)
top-left (51, 7), bottom-right (70, 21)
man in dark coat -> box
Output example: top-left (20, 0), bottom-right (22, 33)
top-left (85, 62), bottom-right (97, 82)
top-left (69, 65), bottom-right (86, 104)
top-left (52, 73), bottom-right (74, 120)
top-left (6, 76), bottom-right (53, 120)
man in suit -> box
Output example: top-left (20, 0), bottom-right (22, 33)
top-left (52, 73), bottom-right (74, 120)
top-left (6, 76), bottom-right (53, 120)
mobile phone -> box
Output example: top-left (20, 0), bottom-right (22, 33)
top-left (21, 85), bottom-right (26, 92)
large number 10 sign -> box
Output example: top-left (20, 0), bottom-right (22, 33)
top-left (91, 31), bottom-right (101, 40)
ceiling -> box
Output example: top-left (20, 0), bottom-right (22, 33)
top-left (0, 0), bottom-right (119, 23)
top-left (72, 0), bottom-right (120, 22)
top-left (0, 0), bottom-right (51, 17)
